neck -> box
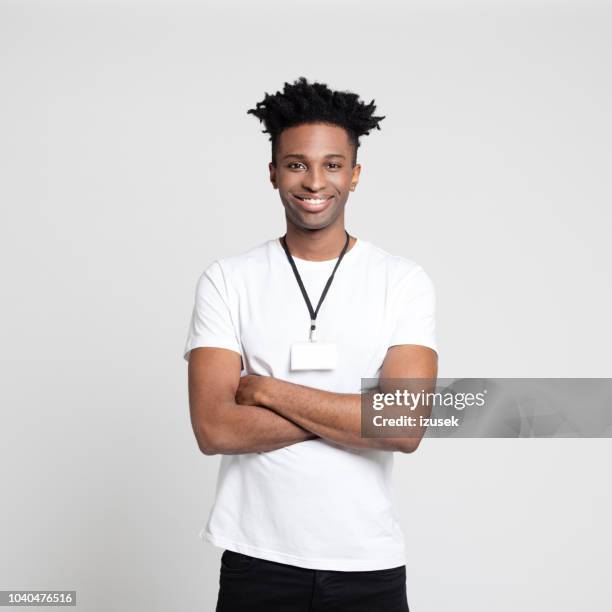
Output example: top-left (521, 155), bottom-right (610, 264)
top-left (283, 219), bottom-right (356, 261)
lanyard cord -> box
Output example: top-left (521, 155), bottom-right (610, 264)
top-left (280, 231), bottom-right (351, 341)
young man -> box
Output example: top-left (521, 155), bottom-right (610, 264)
top-left (183, 77), bottom-right (438, 612)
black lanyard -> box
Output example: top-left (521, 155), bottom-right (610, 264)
top-left (280, 231), bottom-right (351, 342)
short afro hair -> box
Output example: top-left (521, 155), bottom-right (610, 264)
top-left (247, 76), bottom-right (385, 167)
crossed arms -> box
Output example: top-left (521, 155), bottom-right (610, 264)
top-left (187, 343), bottom-right (438, 455)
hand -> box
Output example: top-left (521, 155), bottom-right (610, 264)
top-left (235, 374), bottom-right (270, 407)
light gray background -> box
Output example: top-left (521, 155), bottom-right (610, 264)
top-left (1, 1), bottom-right (611, 611)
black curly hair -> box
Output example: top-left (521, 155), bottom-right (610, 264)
top-left (247, 76), bottom-right (385, 167)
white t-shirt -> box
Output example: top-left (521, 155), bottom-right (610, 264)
top-left (183, 237), bottom-right (437, 571)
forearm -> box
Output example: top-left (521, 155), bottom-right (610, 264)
top-left (196, 400), bottom-right (316, 455)
top-left (257, 379), bottom-right (414, 452)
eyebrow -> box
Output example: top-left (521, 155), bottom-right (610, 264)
top-left (282, 153), bottom-right (346, 160)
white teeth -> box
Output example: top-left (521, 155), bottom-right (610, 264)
top-left (298, 197), bottom-right (328, 203)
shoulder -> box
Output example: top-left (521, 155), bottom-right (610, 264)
top-left (360, 240), bottom-right (434, 289)
top-left (197, 239), bottom-right (278, 286)
top-left (218, 238), bottom-right (276, 267)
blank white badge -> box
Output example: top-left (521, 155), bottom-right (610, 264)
top-left (290, 341), bottom-right (337, 371)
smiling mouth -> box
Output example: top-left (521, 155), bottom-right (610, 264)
top-left (291, 194), bottom-right (334, 212)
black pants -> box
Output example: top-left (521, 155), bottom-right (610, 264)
top-left (216, 550), bottom-right (410, 612)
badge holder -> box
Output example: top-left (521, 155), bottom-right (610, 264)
top-left (281, 231), bottom-right (349, 372)
top-left (290, 321), bottom-right (337, 371)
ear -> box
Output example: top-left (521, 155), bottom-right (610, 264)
top-left (269, 161), bottom-right (278, 189)
top-left (350, 163), bottom-right (362, 191)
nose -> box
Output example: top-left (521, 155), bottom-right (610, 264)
top-left (301, 166), bottom-right (326, 192)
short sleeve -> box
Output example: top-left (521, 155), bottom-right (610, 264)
top-left (388, 265), bottom-right (438, 355)
top-left (183, 261), bottom-right (242, 361)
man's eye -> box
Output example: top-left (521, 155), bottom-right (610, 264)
top-left (287, 162), bottom-right (305, 170)
top-left (327, 163), bottom-right (342, 169)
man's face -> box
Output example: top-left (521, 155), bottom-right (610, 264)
top-left (269, 122), bottom-right (361, 231)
